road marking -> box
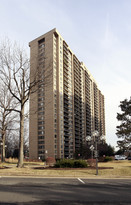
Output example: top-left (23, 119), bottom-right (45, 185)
top-left (77, 178), bottom-right (85, 184)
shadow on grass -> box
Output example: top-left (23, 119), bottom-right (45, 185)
top-left (33, 167), bottom-right (114, 170)
top-left (0, 166), bottom-right (11, 169)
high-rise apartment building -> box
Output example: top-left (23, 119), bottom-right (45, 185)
top-left (29, 28), bottom-right (105, 160)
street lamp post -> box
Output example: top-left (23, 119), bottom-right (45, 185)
top-left (86, 130), bottom-right (101, 175)
top-left (90, 145), bottom-right (95, 159)
top-left (92, 130), bottom-right (99, 175)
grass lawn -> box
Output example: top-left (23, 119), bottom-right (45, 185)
top-left (98, 160), bottom-right (131, 178)
top-left (0, 160), bottom-right (131, 178)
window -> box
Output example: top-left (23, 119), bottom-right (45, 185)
top-left (38, 131), bottom-right (44, 135)
top-left (38, 121), bottom-right (44, 125)
top-left (38, 126), bottom-right (44, 130)
top-left (38, 38), bottom-right (45, 44)
top-left (38, 150), bottom-right (44, 154)
top-left (38, 102), bottom-right (44, 107)
top-left (38, 111), bottom-right (44, 115)
top-left (38, 97), bottom-right (44, 102)
top-left (38, 141), bottom-right (44, 144)
top-left (38, 107), bottom-right (44, 111)
top-left (38, 116), bottom-right (44, 120)
top-left (38, 145), bottom-right (45, 149)
top-left (38, 93), bottom-right (44, 97)
top-left (38, 136), bottom-right (44, 139)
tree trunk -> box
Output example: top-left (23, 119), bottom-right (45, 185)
top-left (1, 132), bottom-right (6, 162)
top-left (17, 105), bottom-right (24, 168)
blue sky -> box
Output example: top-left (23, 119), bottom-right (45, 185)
top-left (0, 0), bottom-right (131, 149)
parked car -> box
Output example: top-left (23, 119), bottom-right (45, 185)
top-left (115, 155), bottom-right (127, 160)
top-left (127, 156), bottom-right (131, 160)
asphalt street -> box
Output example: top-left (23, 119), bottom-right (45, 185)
top-left (0, 177), bottom-right (131, 205)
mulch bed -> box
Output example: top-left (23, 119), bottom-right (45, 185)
top-left (33, 166), bottom-right (114, 170)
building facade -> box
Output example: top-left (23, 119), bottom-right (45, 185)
top-left (29, 28), bottom-right (105, 160)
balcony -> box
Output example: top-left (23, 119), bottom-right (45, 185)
top-left (64, 85), bottom-right (69, 92)
top-left (64, 103), bottom-right (68, 109)
top-left (64, 117), bottom-right (69, 123)
top-left (64, 138), bottom-right (69, 143)
top-left (64, 133), bottom-right (70, 137)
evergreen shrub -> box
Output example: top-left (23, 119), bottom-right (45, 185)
top-left (104, 156), bottom-right (113, 162)
top-left (54, 159), bottom-right (88, 168)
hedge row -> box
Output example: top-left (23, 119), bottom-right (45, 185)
top-left (54, 159), bottom-right (88, 168)
top-left (104, 156), bottom-right (113, 162)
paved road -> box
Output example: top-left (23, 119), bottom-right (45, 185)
top-left (0, 177), bottom-right (131, 205)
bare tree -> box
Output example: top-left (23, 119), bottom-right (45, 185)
top-left (6, 128), bottom-right (19, 158)
top-left (0, 39), bottom-right (38, 167)
top-left (0, 38), bottom-right (53, 167)
top-left (0, 82), bottom-right (17, 162)
top-left (6, 119), bottom-right (29, 159)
